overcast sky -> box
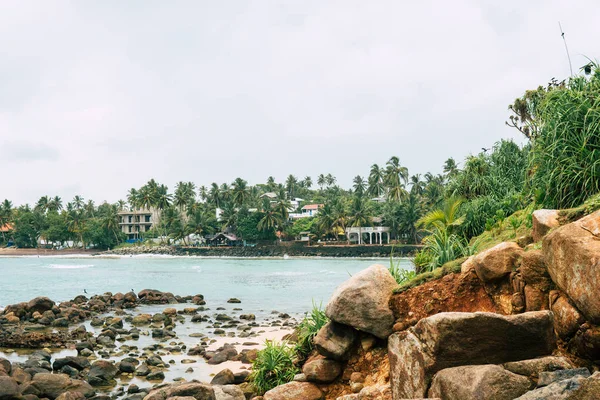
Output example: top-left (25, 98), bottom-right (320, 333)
top-left (1, 1), bottom-right (599, 206)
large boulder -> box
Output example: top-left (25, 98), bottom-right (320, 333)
top-left (550, 292), bottom-right (585, 339)
top-left (428, 365), bottom-right (531, 400)
top-left (263, 381), bottom-right (323, 400)
top-left (143, 382), bottom-right (215, 400)
top-left (86, 360), bottom-right (117, 386)
top-left (20, 373), bottom-right (94, 400)
top-left (567, 371), bottom-right (600, 400)
top-left (532, 209), bottom-right (560, 242)
top-left (302, 357), bottom-right (342, 383)
top-left (211, 369), bottom-right (235, 385)
top-left (544, 210), bottom-right (600, 323)
top-left (213, 385), bottom-right (245, 400)
top-left (325, 264), bottom-right (396, 339)
top-left (313, 321), bottom-right (356, 360)
top-left (388, 311), bottom-right (555, 399)
top-left (520, 250), bottom-right (552, 291)
top-left (27, 297), bottom-right (56, 314)
top-left (0, 376), bottom-right (19, 400)
top-left (473, 242), bottom-right (523, 283)
top-left (514, 374), bottom-right (589, 399)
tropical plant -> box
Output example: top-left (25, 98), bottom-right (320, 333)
top-left (249, 341), bottom-right (298, 395)
top-left (295, 302), bottom-right (329, 358)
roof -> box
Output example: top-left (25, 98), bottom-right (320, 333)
top-left (260, 192), bottom-right (278, 199)
top-left (302, 204), bottom-right (324, 210)
top-left (211, 232), bottom-right (239, 241)
top-left (0, 223), bottom-right (13, 233)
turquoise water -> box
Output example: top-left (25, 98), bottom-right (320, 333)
top-left (0, 256), bottom-right (412, 313)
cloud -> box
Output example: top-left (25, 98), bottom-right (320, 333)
top-left (0, 1), bottom-right (599, 205)
top-left (1, 141), bottom-right (60, 162)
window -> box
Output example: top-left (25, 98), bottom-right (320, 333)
top-left (128, 225), bottom-right (132, 232)
top-left (145, 215), bottom-right (151, 222)
top-left (128, 216), bottom-right (132, 223)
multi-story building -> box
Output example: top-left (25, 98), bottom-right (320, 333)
top-left (118, 210), bottom-right (154, 240)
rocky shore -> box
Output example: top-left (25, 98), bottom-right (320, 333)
top-left (3, 208), bottom-right (600, 399)
top-left (103, 244), bottom-right (420, 258)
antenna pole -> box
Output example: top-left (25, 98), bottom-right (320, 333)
top-left (559, 21), bottom-right (573, 76)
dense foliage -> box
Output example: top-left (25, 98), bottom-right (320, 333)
top-left (249, 341), bottom-right (298, 395)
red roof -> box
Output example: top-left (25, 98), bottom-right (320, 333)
top-left (0, 223), bottom-right (13, 233)
top-left (302, 204), bottom-right (324, 210)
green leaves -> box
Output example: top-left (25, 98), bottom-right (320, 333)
top-left (249, 341), bottom-right (298, 395)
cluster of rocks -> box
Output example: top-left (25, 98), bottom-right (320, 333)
top-left (105, 245), bottom-right (419, 258)
top-left (257, 210), bottom-right (600, 399)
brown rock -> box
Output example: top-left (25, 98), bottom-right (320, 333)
top-left (0, 376), bottom-right (19, 400)
top-left (520, 250), bottom-right (552, 291)
top-left (302, 356), bottom-right (341, 383)
top-left (357, 384), bottom-right (392, 400)
top-left (544, 210), bottom-right (600, 323)
top-left (550, 292), bottom-right (585, 339)
top-left (27, 297), bottom-right (56, 314)
top-left (21, 373), bottom-right (95, 400)
top-left (532, 209), bottom-right (560, 242)
top-left (210, 369), bottom-right (234, 385)
top-left (524, 285), bottom-right (548, 312)
top-left (325, 264), bottom-right (396, 339)
top-left (503, 356), bottom-right (573, 377)
top-left (314, 321), bottom-right (356, 360)
top-left (388, 311), bottom-right (555, 398)
top-left (143, 382), bottom-right (215, 400)
top-left (567, 371), bottom-right (600, 399)
top-left (263, 382), bottom-right (323, 400)
top-left (428, 365), bottom-right (531, 400)
top-left (473, 242), bottom-right (523, 282)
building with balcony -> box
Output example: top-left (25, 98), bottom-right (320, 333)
top-left (118, 210), bottom-right (154, 240)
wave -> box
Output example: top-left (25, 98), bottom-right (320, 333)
top-left (191, 266), bottom-right (203, 272)
top-left (47, 264), bottom-right (94, 269)
top-left (269, 271), bottom-right (310, 276)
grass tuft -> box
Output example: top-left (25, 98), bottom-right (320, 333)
top-left (249, 340), bottom-right (298, 395)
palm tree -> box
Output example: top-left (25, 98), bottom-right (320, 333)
top-left (100, 203), bottom-right (121, 243)
top-left (198, 186), bottom-right (208, 202)
top-left (303, 176), bottom-right (313, 189)
top-left (174, 181), bottom-right (196, 212)
top-left (73, 195), bottom-right (85, 211)
top-left (209, 183), bottom-right (222, 208)
top-left (231, 178), bottom-right (250, 207)
top-left (317, 174), bottom-right (326, 190)
top-left (325, 173), bottom-right (336, 187)
top-left (274, 194), bottom-right (291, 222)
top-left (385, 157), bottom-right (409, 202)
top-left (84, 200), bottom-right (95, 218)
top-left (418, 196), bottom-right (465, 234)
top-left (48, 196), bottom-right (62, 212)
top-left (368, 164), bottom-right (385, 198)
top-left (266, 176), bottom-right (277, 191)
top-left (400, 193), bottom-right (423, 244)
top-left (353, 175), bottom-right (366, 196)
top-left (348, 196), bottom-right (372, 243)
top-left (0, 200), bottom-right (13, 243)
top-left (409, 174), bottom-right (425, 196)
top-left (35, 196), bottom-right (49, 213)
top-left (285, 175), bottom-right (298, 198)
top-left (443, 157), bottom-right (459, 178)
top-left (219, 202), bottom-right (238, 232)
top-left (258, 201), bottom-right (283, 233)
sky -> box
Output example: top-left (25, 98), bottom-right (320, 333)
top-left (2, 1), bottom-right (600, 206)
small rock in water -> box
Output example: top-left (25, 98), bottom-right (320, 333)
top-left (227, 298), bottom-right (241, 304)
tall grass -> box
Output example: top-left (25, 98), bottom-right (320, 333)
top-left (295, 302), bottom-right (329, 358)
top-left (389, 245), bottom-right (416, 284)
top-left (529, 66), bottom-right (600, 208)
top-left (249, 340), bottom-right (298, 395)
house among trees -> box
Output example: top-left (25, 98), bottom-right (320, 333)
top-left (208, 232), bottom-right (242, 246)
top-left (118, 210), bottom-right (153, 241)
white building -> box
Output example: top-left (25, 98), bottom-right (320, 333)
top-left (345, 226), bottom-right (390, 245)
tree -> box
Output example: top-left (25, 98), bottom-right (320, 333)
top-left (302, 176), bottom-right (313, 189)
top-left (317, 174), bottom-right (326, 190)
top-left (285, 175), bottom-right (298, 198)
top-left (409, 174), bottom-right (424, 196)
top-left (353, 175), bottom-right (366, 196)
top-left (385, 157), bottom-right (409, 202)
top-left (368, 164), bottom-right (385, 198)
top-left (231, 178), bottom-right (250, 207)
top-left (443, 158), bottom-right (459, 178)
top-left (174, 181), bottom-right (196, 212)
top-left (348, 196), bottom-right (372, 243)
top-left (418, 197), bottom-right (464, 234)
top-left (325, 173), bottom-right (336, 187)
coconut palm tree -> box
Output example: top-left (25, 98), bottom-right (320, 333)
top-left (368, 164), bottom-right (385, 198)
top-left (73, 195), bottom-right (85, 211)
top-left (35, 196), bottom-right (49, 213)
top-left (325, 174), bottom-right (336, 187)
top-left (231, 178), bottom-right (250, 207)
top-left (348, 196), bottom-right (372, 243)
top-left (303, 176), bottom-right (313, 189)
top-left (443, 157), bottom-right (459, 178)
top-left (317, 174), bottom-right (326, 190)
top-left (285, 175), bottom-right (298, 198)
top-left (353, 175), bottom-right (366, 196)
top-left (409, 174), bottom-right (425, 196)
top-left (385, 157), bottom-right (409, 202)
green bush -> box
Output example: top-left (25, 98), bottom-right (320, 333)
top-left (249, 340), bottom-right (298, 395)
top-left (295, 302), bottom-right (329, 358)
